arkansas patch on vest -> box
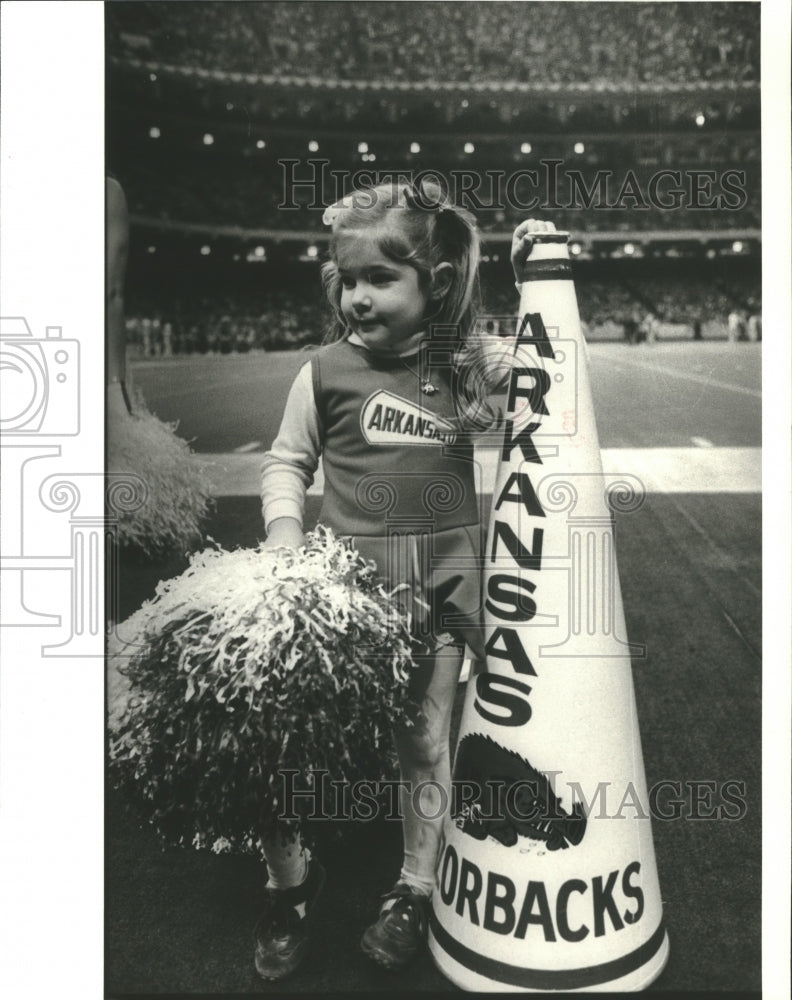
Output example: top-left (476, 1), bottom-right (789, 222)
top-left (360, 390), bottom-right (458, 446)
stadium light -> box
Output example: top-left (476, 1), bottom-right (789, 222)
top-left (461, 99), bottom-right (469, 108)
top-left (410, 142), bottom-right (421, 154)
top-left (358, 142), bottom-right (368, 153)
top-left (624, 243), bottom-right (635, 256)
top-left (226, 102), bottom-right (234, 111)
top-left (200, 245), bottom-right (211, 256)
top-left (246, 245), bottom-right (267, 263)
top-left (308, 140), bottom-right (319, 152)
top-left (149, 72), bottom-right (157, 82)
top-left (307, 245), bottom-right (319, 258)
top-left (521, 142), bottom-right (532, 154)
top-left (203, 133), bottom-right (214, 145)
top-left (149, 126), bottom-right (161, 139)
top-left (732, 241), bottom-right (744, 253)
top-left (706, 249), bottom-right (717, 259)
top-left (695, 112), bottom-right (706, 126)
top-left (147, 246), bottom-right (156, 254)
top-left (574, 142), bottom-right (585, 154)
top-left (464, 142), bottom-right (475, 154)
top-left (256, 139), bottom-right (266, 149)
top-left (570, 243), bottom-right (582, 256)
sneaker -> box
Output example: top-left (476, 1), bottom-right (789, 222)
top-left (253, 857), bottom-right (326, 981)
top-left (360, 882), bottom-right (429, 970)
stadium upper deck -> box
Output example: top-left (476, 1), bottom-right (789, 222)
top-left (107, 2), bottom-right (761, 297)
top-left (107, 1), bottom-right (758, 86)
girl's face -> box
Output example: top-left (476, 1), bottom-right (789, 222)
top-left (335, 228), bottom-right (431, 355)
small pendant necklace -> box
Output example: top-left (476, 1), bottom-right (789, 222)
top-left (401, 357), bottom-right (438, 395)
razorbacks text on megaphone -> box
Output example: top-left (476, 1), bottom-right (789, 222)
top-left (428, 227), bottom-right (669, 992)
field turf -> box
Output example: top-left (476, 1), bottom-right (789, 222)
top-left (107, 342), bottom-right (761, 996)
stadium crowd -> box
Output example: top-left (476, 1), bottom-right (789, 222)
top-left (124, 268), bottom-right (760, 358)
top-left (119, 157), bottom-right (760, 235)
top-left (110, 62), bottom-right (759, 137)
top-left (108, 1), bottom-right (758, 85)
top-left (110, 2), bottom-right (761, 358)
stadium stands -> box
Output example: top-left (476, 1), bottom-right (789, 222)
top-left (108, 2), bottom-right (761, 347)
top-left (107, 2), bottom-right (759, 84)
top-left (115, 157), bottom-right (761, 235)
top-left (123, 254), bottom-right (760, 354)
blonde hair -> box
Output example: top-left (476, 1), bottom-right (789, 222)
top-left (320, 179), bottom-right (496, 431)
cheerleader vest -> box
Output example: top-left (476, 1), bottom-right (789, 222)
top-left (312, 340), bottom-right (479, 538)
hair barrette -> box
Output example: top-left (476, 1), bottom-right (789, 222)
top-left (403, 182), bottom-right (450, 215)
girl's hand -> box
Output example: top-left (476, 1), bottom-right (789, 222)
top-left (263, 517), bottom-right (305, 552)
top-left (511, 219), bottom-right (557, 279)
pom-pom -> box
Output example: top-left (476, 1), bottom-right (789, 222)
top-left (109, 527), bottom-right (419, 856)
top-left (107, 391), bottom-right (212, 556)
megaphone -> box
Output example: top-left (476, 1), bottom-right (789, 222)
top-left (428, 232), bottom-right (669, 991)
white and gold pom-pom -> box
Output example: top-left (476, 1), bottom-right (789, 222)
top-left (109, 527), bottom-right (419, 855)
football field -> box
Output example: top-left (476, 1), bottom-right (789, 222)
top-left (129, 340), bottom-right (761, 454)
top-left (108, 341), bottom-right (762, 995)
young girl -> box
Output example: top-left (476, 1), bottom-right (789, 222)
top-left (256, 180), bottom-right (542, 980)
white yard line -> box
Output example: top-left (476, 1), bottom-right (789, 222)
top-left (233, 441), bottom-right (263, 453)
top-left (604, 354), bottom-right (761, 399)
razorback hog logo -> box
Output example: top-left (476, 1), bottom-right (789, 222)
top-left (452, 733), bottom-right (587, 851)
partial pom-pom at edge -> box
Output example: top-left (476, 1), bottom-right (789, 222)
top-left (107, 391), bottom-right (212, 557)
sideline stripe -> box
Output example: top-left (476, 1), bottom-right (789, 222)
top-left (198, 447), bottom-right (761, 498)
top-left (429, 911), bottom-right (667, 991)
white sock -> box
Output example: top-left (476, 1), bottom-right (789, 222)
top-left (398, 858), bottom-right (434, 898)
top-left (261, 830), bottom-right (311, 891)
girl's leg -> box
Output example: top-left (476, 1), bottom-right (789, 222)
top-left (395, 640), bottom-right (464, 894)
top-left (260, 825), bottom-right (310, 889)
top-left (361, 641), bottom-right (463, 969)
top-left (254, 824), bottom-right (325, 981)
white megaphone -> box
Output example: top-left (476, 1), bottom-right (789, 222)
top-left (428, 232), bottom-right (669, 991)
